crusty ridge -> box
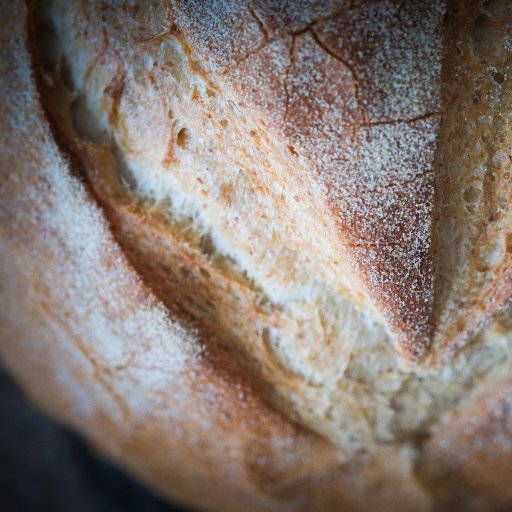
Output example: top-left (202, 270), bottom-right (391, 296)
top-left (171, 0), bottom-right (445, 359)
top-left (33, 0), bottom-right (512, 453)
top-left (0, 2), bottom-right (438, 511)
top-left (432, 0), bottom-right (512, 358)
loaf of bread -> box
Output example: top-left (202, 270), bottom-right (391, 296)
top-left (2, 0), bottom-right (512, 510)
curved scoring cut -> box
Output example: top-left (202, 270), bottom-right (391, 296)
top-left (31, 0), bottom-right (385, 454)
top-left (30, 0), bottom-right (512, 444)
top-left (172, 0), bottom-right (445, 360)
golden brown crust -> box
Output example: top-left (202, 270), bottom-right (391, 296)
top-left (28, 0), bottom-right (386, 454)
top-left (0, 3), bottom-right (360, 511)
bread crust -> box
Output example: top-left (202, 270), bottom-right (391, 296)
top-left (2, 1), bottom-right (512, 511)
top-left (432, 0), bottom-right (512, 358)
top-left (0, 2), bottom-right (430, 511)
top-left (0, 3), bottom-right (346, 511)
top-left (171, 0), bottom-right (445, 359)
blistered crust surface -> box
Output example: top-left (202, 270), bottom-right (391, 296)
top-left (433, 0), bottom-right (512, 357)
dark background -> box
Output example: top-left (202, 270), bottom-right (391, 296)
top-left (0, 362), bottom-right (192, 512)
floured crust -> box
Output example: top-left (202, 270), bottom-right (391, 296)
top-left (3, 1), bottom-right (512, 512)
top-left (0, 3), bottom-right (353, 511)
top-left (172, 0), bottom-right (445, 359)
top-left (0, 2), bottom-right (436, 511)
